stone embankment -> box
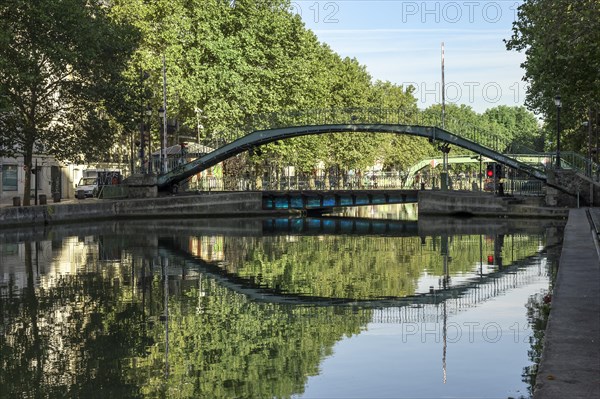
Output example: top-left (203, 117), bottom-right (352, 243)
top-left (418, 191), bottom-right (569, 218)
top-left (533, 208), bottom-right (600, 398)
top-left (1, 190), bottom-right (570, 228)
top-left (0, 192), bottom-right (295, 228)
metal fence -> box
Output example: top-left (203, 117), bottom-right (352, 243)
top-left (97, 184), bottom-right (129, 199)
top-left (180, 174), bottom-right (545, 197)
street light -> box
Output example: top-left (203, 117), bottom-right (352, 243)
top-left (554, 95), bottom-right (562, 169)
top-left (158, 106), bottom-right (165, 173)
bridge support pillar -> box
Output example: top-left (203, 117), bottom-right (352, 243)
top-left (440, 172), bottom-right (449, 191)
top-left (124, 173), bottom-right (158, 199)
top-left (438, 143), bottom-right (451, 191)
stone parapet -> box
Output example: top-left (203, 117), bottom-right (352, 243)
top-left (547, 169), bottom-right (600, 207)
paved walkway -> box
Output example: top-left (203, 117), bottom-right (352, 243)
top-left (534, 208), bottom-right (600, 398)
top-left (0, 196), bottom-right (94, 208)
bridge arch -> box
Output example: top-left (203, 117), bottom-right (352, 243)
top-left (157, 123), bottom-right (545, 190)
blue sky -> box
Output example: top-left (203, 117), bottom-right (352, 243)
top-left (294, 0), bottom-right (527, 113)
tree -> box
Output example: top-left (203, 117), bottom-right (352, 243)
top-left (367, 80), bottom-right (434, 171)
top-left (483, 105), bottom-right (541, 151)
top-left (506, 0), bottom-right (600, 152)
top-left (0, 0), bottom-right (139, 205)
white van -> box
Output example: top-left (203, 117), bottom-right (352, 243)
top-left (76, 176), bottom-right (99, 197)
top-left (76, 169), bottom-right (122, 197)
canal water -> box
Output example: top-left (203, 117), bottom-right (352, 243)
top-left (0, 205), bottom-right (563, 398)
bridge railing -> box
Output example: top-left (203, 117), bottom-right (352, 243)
top-left (179, 173), bottom-right (545, 196)
top-left (161, 107), bottom-right (600, 190)
top-left (244, 108), bottom-right (519, 156)
top-left (247, 108), bottom-right (431, 132)
top-left (184, 174), bottom-right (409, 192)
top-left (442, 116), bottom-right (513, 153)
top-left (545, 152), bottom-right (600, 179)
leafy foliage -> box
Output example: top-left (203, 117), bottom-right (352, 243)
top-left (0, 0), bottom-right (548, 206)
top-left (506, 0), bottom-right (600, 152)
top-left (0, 0), bottom-right (139, 204)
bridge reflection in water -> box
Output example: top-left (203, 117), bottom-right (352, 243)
top-left (163, 230), bottom-right (547, 311)
top-left (0, 214), bottom-right (561, 398)
top-left (153, 214), bottom-right (558, 311)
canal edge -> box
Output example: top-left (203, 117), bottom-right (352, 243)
top-left (533, 208), bottom-right (600, 398)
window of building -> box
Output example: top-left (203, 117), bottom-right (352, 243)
top-left (1, 165), bottom-right (18, 191)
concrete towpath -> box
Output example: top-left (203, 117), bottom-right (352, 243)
top-left (534, 208), bottom-right (600, 398)
top-left (0, 196), bottom-right (84, 208)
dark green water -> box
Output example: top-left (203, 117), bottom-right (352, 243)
top-left (0, 209), bottom-right (562, 398)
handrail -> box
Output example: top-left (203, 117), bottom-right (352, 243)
top-left (150, 107), bottom-right (598, 190)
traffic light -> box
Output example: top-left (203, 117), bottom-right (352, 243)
top-left (486, 163), bottom-right (495, 178)
top-left (495, 163), bottom-right (504, 178)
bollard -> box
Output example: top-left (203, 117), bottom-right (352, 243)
top-left (12, 196), bottom-right (21, 207)
top-left (52, 192), bottom-right (61, 203)
top-left (39, 194), bottom-right (47, 205)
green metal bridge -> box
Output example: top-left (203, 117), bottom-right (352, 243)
top-left (154, 108), bottom-right (598, 193)
top-left (401, 152), bottom-right (596, 189)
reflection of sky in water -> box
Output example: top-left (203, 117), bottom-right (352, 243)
top-left (0, 217), bottom-right (555, 399)
top-left (297, 279), bottom-right (548, 399)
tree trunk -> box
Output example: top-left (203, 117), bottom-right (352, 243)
top-left (23, 150), bottom-right (32, 206)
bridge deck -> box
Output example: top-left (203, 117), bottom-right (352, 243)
top-left (261, 189), bottom-right (419, 210)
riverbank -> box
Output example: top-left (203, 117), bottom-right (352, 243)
top-left (1, 191), bottom-right (569, 228)
top-left (533, 208), bottom-right (600, 398)
top-left (0, 192), bottom-right (300, 228)
top-left (418, 190), bottom-right (569, 218)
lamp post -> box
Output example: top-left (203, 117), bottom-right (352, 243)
top-left (146, 105), bottom-right (153, 173)
top-left (554, 95), bottom-right (562, 169)
top-left (158, 106), bottom-right (165, 173)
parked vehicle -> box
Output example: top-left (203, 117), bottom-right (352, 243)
top-left (76, 169), bottom-right (122, 197)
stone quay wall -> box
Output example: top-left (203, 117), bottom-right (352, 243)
top-left (546, 169), bottom-right (600, 208)
top-left (0, 192), bottom-right (272, 228)
top-left (418, 190), bottom-right (568, 218)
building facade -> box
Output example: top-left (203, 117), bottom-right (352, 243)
top-left (0, 155), bottom-right (129, 203)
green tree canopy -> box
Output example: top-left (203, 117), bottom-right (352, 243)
top-left (483, 105), bottom-right (542, 151)
top-left (506, 0), bottom-right (600, 152)
top-left (0, 0), bottom-right (139, 204)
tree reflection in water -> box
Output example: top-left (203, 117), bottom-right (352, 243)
top-left (0, 217), bottom-right (562, 398)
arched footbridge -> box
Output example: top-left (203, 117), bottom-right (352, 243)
top-left (154, 108), bottom-right (550, 192)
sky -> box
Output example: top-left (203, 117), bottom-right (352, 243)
top-left (294, 0), bottom-right (527, 113)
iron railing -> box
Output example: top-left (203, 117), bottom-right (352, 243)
top-left (138, 107), bottom-right (598, 188)
top-left (181, 174), bottom-right (545, 197)
top-left (97, 184), bottom-right (129, 199)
